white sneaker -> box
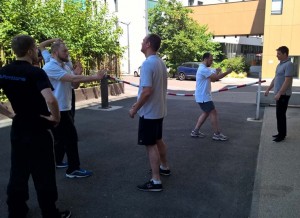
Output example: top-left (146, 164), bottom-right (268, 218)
top-left (190, 130), bottom-right (205, 138)
top-left (212, 133), bottom-right (228, 141)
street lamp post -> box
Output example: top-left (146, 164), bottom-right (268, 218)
top-left (145, 0), bottom-right (149, 34)
top-left (120, 21), bottom-right (131, 74)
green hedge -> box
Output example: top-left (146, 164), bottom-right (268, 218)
top-left (212, 56), bottom-right (249, 78)
top-left (213, 56), bottom-right (249, 73)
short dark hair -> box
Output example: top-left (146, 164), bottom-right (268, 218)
top-left (11, 35), bottom-right (36, 57)
top-left (202, 52), bottom-right (211, 61)
top-left (147, 34), bottom-right (161, 52)
top-left (276, 46), bottom-right (289, 56)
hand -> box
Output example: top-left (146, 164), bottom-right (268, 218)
top-left (73, 61), bottom-right (83, 75)
top-left (264, 90), bottom-right (269, 96)
top-left (40, 115), bottom-right (60, 127)
top-left (54, 38), bottom-right (63, 43)
top-left (97, 69), bottom-right (108, 80)
top-left (216, 68), bottom-right (222, 74)
top-left (8, 112), bottom-right (15, 119)
top-left (274, 93), bottom-right (281, 101)
top-left (226, 68), bottom-right (233, 74)
top-left (129, 108), bottom-right (136, 118)
top-left (129, 104), bottom-right (137, 118)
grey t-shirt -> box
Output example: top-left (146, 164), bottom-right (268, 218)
top-left (137, 55), bottom-right (168, 119)
top-left (274, 59), bottom-right (293, 95)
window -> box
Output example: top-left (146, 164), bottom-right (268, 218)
top-left (114, 0), bottom-right (118, 12)
top-left (197, 1), bottom-right (203, 5)
top-left (148, 0), bottom-right (158, 9)
top-left (290, 56), bottom-right (300, 78)
top-left (188, 0), bottom-right (194, 6)
top-left (271, 0), bottom-right (283, 15)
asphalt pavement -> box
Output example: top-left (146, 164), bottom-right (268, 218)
top-left (0, 77), bottom-right (299, 218)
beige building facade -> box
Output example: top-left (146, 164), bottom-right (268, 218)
top-left (263, 0), bottom-right (300, 78)
top-left (189, 0), bottom-right (300, 79)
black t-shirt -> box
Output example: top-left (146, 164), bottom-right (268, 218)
top-left (0, 60), bottom-right (53, 120)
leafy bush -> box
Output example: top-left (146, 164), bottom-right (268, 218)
top-left (212, 57), bottom-right (248, 78)
top-left (214, 56), bottom-right (248, 73)
top-left (226, 71), bottom-right (247, 78)
top-left (0, 89), bottom-right (8, 102)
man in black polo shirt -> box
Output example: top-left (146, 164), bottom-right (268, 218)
top-left (0, 35), bottom-right (71, 218)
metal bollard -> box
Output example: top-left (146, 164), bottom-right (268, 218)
top-left (100, 76), bottom-right (110, 109)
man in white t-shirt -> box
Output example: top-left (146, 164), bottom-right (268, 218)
top-left (191, 52), bottom-right (232, 141)
top-left (43, 41), bottom-right (106, 178)
top-left (129, 34), bottom-right (170, 192)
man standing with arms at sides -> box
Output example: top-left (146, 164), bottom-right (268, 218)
top-left (265, 46), bottom-right (293, 142)
top-left (43, 42), bottom-right (106, 178)
top-left (0, 35), bottom-right (71, 218)
top-left (191, 52), bottom-right (232, 141)
top-left (129, 34), bottom-right (170, 192)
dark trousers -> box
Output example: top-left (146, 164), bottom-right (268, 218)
top-left (52, 111), bottom-right (80, 173)
top-left (70, 88), bottom-right (76, 120)
top-left (7, 123), bottom-right (59, 218)
top-left (276, 95), bottom-right (290, 137)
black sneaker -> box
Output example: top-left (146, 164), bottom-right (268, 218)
top-left (273, 136), bottom-right (285, 142)
top-left (137, 180), bottom-right (163, 192)
top-left (272, 134), bottom-right (286, 138)
top-left (159, 168), bottom-right (171, 176)
top-left (59, 210), bottom-right (72, 218)
top-left (56, 161), bottom-right (68, 169)
top-left (149, 167), bottom-right (171, 176)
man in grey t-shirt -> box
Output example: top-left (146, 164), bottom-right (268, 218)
top-left (129, 34), bottom-right (170, 192)
top-left (265, 46), bottom-right (293, 142)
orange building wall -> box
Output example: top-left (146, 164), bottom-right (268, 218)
top-left (262, 0), bottom-right (300, 78)
top-left (189, 0), bottom-right (265, 36)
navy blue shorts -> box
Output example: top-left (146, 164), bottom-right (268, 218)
top-left (198, 101), bottom-right (215, 113)
top-left (138, 117), bottom-right (163, 146)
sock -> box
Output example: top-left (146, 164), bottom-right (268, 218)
top-left (151, 179), bottom-right (162, 184)
top-left (194, 128), bottom-right (199, 132)
top-left (160, 165), bottom-right (169, 170)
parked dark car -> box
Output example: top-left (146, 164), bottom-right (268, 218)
top-left (176, 62), bottom-right (200, 80)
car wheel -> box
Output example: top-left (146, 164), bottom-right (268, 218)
top-left (178, 72), bottom-right (186, 81)
top-left (134, 71), bottom-right (139, 77)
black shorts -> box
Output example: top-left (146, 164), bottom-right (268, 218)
top-left (198, 101), bottom-right (215, 113)
top-left (138, 117), bottom-right (163, 146)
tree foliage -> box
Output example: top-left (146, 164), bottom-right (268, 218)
top-left (148, 0), bottom-right (221, 75)
top-left (0, 0), bottom-right (123, 70)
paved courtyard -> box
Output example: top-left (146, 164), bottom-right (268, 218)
top-left (0, 76), bottom-right (299, 218)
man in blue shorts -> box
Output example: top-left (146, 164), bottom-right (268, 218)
top-left (129, 34), bottom-right (170, 192)
top-left (191, 52), bottom-right (232, 141)
top-left (265, 46), bottom-right (293, 142)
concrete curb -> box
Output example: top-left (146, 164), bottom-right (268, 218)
top-left (250, 107), bottom-right (300, 218)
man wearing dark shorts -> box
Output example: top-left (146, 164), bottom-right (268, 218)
top-left (129, 34), bottom-right (170, 192)
top-left (0, 35), bottom-right (71, 218)
top-left (191, 52), bottom-right (232, 141)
